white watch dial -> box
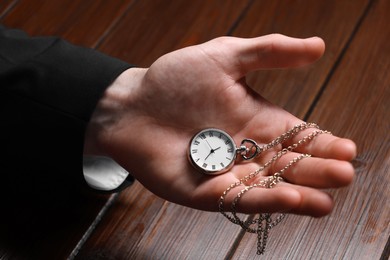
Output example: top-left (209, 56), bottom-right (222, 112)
top-left (189, 128), bottom-right (236, 175)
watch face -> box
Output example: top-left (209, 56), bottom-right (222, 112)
top-left (189, 128), bottom-right (236, 175)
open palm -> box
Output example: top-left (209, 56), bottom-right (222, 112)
top-left (89, 34), bottom-right (356, 217)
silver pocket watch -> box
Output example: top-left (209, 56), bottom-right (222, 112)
top-left (188, 128), bottom-right (259, 175)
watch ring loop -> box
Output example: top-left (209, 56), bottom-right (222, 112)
top-left (240, 139), bottom-right (261, 160)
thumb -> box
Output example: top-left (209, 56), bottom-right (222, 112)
top-left (206, 34), bottom-right (325, 79)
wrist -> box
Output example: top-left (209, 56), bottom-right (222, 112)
top-left (84, 67), bottom-right (147, 156)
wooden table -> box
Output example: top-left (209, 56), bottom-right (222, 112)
top-left (1, 0), bottom-right (389, 259)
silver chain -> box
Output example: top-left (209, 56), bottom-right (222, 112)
top-left (218, 122), bottom-right (331, 255)
top-left (237, 122), bottom-right (320, 160)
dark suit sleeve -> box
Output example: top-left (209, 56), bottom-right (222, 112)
top-left (0, 26), bottom-right (132, 205)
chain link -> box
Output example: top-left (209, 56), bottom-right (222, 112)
top-left (218, 122), bottom-right (331, 255)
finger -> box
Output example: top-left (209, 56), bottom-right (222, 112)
top-left (282, 122), bottom-right (357, 161)
top-left (278, 182), bottom-right (334, 217)
top-left (297, 134), bottom-right (357, 161)
top-left (222, 183), bottom-right (333, 217)
top-left (227, 34), bottom-right (325, 78)
top-left (269, 152), bottom-right (355, 188)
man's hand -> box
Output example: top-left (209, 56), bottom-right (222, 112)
top-left (85, 34), bottom-right (356, 217)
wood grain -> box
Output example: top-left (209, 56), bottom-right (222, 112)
top-left (76, 182), bottom-right (245, 259)
top-left (97, 0), bottom-right (251, 66)
top-left (308, 0), bottom-right (389, 258)
top-left (235, 0), bottom-right (390, 258)
top-left (233, 0), bottom-right (371, 118)
top-left (1, 0), bottom-right (135, 47)
top-left (0, 0), bottom-right (17, 18)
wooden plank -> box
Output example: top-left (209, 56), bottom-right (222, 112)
top-left (76, 0), bottom-right (371, 259)
top-left (1, 0), bottom-right (135, 47)
top-left (73, 182), bottom-right (167, 259)
top-left (235, 0), bottom-right (390, 258)
top-left (76, 182), bottom-right (244, 259)
top-left (97, 0), bottom-right (251, 66)
top-left (0, 0), bottom-right (17, 18)
top-left (233, 0), bottom-right (371, 118)
top-left (0, 1), bottom-right (134, 259)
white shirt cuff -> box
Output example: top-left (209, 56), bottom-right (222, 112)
top-left (83, 155), bottom-right (129, 191)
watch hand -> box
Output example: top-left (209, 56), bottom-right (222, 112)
top-left (213, 147), bottom-right (221, 151)
top-left (205, 139), bottom-right (213, 150)
top-left (204, 150), bottom-right (213, 161)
